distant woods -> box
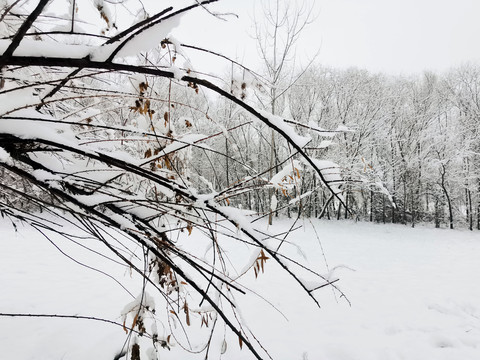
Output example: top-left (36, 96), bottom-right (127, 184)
top-left (299, 66), bottom-right (480, 230)
top-left (209, 65), bottom-right (480, 230)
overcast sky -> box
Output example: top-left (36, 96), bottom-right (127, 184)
top-left (172, 0), bottom-right (480, 76)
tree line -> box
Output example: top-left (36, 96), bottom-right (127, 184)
top-left (200, 65), bottom-right (480, 230)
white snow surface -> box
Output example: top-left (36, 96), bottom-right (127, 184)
top-left (269, 160), bottom-right (302, 190)
top-left (0, 12), bottom-right (179, 63)
top-left (319, 139), bottom-right (336, 149)
top-left (0, 146), bottom-right (11, 162)
top-left (1, 218), bottom-right (480, 360)
top-left (257, 109), bottom-right (311, 149)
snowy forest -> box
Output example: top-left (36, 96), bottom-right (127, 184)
top-left (1, 1), bottom-right (479, 231)
top-left (1, 1), bottom-right (480, 360)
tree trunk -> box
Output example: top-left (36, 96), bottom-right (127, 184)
top-left (225, 137), bottom-right (230, 186)
top-left (370, 189), bottom-right (374, 222)
top-left (344, 188), bottom-right (349, 219)
top-left (477, 179), bottom-right (480, 230)
top-left (391, 135), bottom-right (397, 224)
top-left (382, 194), bottom-right (386, 224)
top-left (268, 129), bottom-right (275, 225)
top-left (411, 189), bottom-right (415, 228)
top-left (440, 164), bottom-right (454, 229)
top-left (466, 188), bottom-right (473, 231)
top-left (403, 178), bottom-right (407, 224)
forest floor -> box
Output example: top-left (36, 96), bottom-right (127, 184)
top-left (1, 217), bottom-right (479, 360)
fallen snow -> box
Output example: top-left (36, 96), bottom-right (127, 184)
top-left (1, 218), bottom-right (479, 360)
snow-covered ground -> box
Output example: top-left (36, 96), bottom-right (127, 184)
top-left (1, 218), bottom-right (479, 360)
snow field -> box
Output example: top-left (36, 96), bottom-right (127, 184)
top-left (0, 218), bottom-right (479, 360)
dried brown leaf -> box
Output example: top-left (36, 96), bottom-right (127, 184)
top-left (132, 313), bottom-right (139, 329)
top-left (183, 301), bottom-right (190, 326)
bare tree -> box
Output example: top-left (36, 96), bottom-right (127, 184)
top-left (252, 0), bottom-right (316, 224)
top-left (0, 1), bottom-right (346, 359)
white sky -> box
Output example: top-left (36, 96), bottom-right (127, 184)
top-left (171, 0), bottom-right (480, 76)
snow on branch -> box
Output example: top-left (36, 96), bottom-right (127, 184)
top-left (0, 2), bottom-right (351, 359)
